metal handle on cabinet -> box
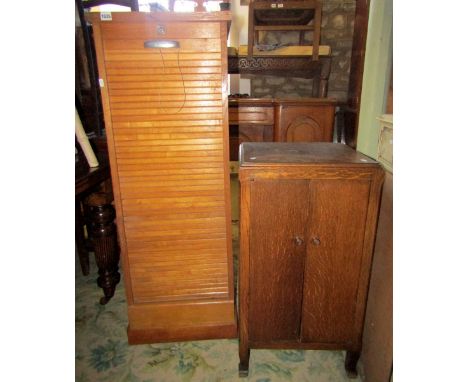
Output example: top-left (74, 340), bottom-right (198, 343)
top-left (294, 236), bottom-right (304, 246)
top-left (311, 237), bottom-right (321, 246)
top-left (144, 40), bottom-right (180, 49)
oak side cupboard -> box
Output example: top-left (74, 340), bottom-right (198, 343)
top-left (87, 12), bottom-right (237, 344)
top-left (238, 142), bottom-right (384, 377)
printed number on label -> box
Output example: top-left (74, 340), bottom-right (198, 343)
top-left (100, 12), bottom-right (112, 21)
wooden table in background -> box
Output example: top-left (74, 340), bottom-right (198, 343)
top-left (75, 154), bottom-right (120, 305)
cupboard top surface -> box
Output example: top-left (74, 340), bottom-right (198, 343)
top-left (239, 142), bottom-right (379, 167)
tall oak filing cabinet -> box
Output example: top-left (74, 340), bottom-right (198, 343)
top-left (88, 12), bottom-right (237, 343)
top-left (238, 143), bottom-right (384, 377)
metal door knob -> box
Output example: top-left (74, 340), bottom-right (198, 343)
top-left (311, 237), bottom-right (321, 246)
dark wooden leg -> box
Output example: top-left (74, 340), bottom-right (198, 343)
top-left (299, 30), bottom-right (305, 45)
top-left (319, 57), bottom-right (331, 98)
top-left (75, 199), bottom-right (90, 275)
top-left (85, 192), bottom-right (120, 305)
top-left (345, 350), bottom-right (360, 378)
top-left (335, 108), bottom-right (344, 143)
top-left (239, 346), bottom-right (250, 377)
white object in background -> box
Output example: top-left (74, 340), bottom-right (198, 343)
top-left (239, 77), bottom-right (251, 95)
top-left (377, 114), bottom-right (393, 173)
top-left (75, 108), bottom-right (99, 168)
top-left (229, 73), bottom-right (240, 94)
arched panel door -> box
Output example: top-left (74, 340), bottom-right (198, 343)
top-left (275, 102), bottom-right (335, 143)
top-left (285, 115), bottom-right (322, 142)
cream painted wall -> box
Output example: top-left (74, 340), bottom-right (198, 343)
top-left (229, 0), bottom-right (249, 48)
top-left (356, 0), bottom-right (393, 159)
top-left (228, 0), bottom-right (250, 94)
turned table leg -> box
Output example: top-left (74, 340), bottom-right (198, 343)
top-left (75, 199), bottom-right (90, 275)
top-left (85, 192), bottom-right (120, 305)
top-left (345, 350), bottom-right (360, 378)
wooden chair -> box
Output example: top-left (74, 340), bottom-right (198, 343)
top-left (247, 0), bottom-right (322, 60)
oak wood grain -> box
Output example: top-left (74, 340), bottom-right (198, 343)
top-left (88, 12), bottom-right (236, 342)
top-left (275, 104), bottom-right (335, 143)
top-left (127, 299), bottom-right (235, 330)
top-left (229, 106), bottom-right (274, 125)
top-left (104, 38), bottom-right (222, 52)
top-left (300, 179), bottom-right (371, 343)
top-left (227, 99), bottom-right (336, 162)
top-left (360, 172), bottom-right (393, 381)
top-left (238, 142), bottom-right (384, 375)
top-left (249, 180), bottom-right (309, 341)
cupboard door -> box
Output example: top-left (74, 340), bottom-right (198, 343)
top-left (276, 105), bottom-right (335, 143)
top-left (249, 180), bottom-right (309, 342)
top-left (301, 179), bottom-right (371, 344)
top-left (99, 19), bottom-right (231, 304)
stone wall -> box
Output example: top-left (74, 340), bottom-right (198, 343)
top-left (248, 0), bottom-right (356, 101)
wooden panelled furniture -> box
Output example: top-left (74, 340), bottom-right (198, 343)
top-left (87, 11), bottom-right (237, 343)
top-left (238, 142), bottom-right (384, 377)
top-left (360, 115), bottom-right (393, 381)
top-left (228, 98), bottom-right (336, 161)
top-left (360, 171), bottom-right (393, 381)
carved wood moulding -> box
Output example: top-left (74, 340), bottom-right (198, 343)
top-left (228, 56), bottom-right (330, 79)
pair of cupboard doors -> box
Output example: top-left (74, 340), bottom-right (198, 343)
top-left (238, 142), bottom-right (384, 375)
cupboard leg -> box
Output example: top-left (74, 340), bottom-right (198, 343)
top-left (85, 192), bottom-right (120, 305)
top-left (345, 350), bottom-right (360, 378)
top-left (239, 346), bottom-right (250, 377)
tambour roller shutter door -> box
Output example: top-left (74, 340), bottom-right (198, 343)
top-left (89, 12), bottom-right (236, 342)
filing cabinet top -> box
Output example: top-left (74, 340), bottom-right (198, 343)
top-left (86, 11), bottom-right (232, 24)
